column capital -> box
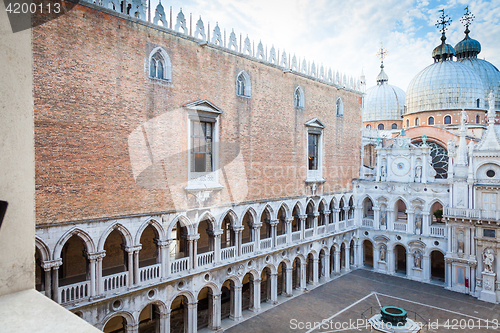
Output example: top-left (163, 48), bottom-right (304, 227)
top-left (285, 218), bottom-right (294, 224)
top-left (41, 259), bottom-right (63, 270)
top-left (186, 234), bottom-right (201, 241)
top-left (269, 219), bottom-right (279, 226)
top-left (270, 272), bottom-right (278, 277)
top-left (232, 226), bottom-right (244, 232)
top-left (156, 239), bottom-right (171, 247)
top-left (87, 251), bottom-right (106, 261)
top-left (123, 245), bottom-right (142, 253)
top-left (312, 212), bottom-right (320, 217)
top-left (299, 215), bottom-right (307, 220)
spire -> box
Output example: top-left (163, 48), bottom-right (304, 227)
top-left (376, 43), bottom-right (389, 84)
top-left (455, 7), bottom-right (481, 59)
top-left (432, 9), bottom-right (455, 62)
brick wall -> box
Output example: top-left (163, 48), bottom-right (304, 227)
top-left (33, 3), bottom-right (361, 225)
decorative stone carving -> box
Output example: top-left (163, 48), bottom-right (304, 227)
top-left (256, 41), bottom-right (265, 60)
top-left (415, 164), bottom-right (422, 182)
top-left (174, 9), bottom-right (187, 34)
top-left (194, 17), bottom-right (206, 40)
top-left (227, 29), bottom-right (237, 51)
top-left (379, 245), bottom-right (387, 262)
top-left (269, 46), bottom-right (276, 64)
top-left (413, 250), bottom-right (422, 269)
top-left (280, 50), bottom-right (288, 68)
top-left (328, 68), bottom-right (333, 83)
top-left (483, 248), bottom-right (494, 273)
top-left (291, 55), bottom-right (297, 71)
top-left (302, 59), bottom-right (307, 74)
top-left (211, 23), bottom-right (222, 45)
top-left (243, 36), bottom-right (252, 56)
top-left (311, 62), bottom-right (316, 77)
top-left (153, 2), bottom-right (167, 26)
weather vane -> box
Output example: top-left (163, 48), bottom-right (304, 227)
top-left (377, 42), bottom-right (388, 65)
top-left (460, 6), bottom-right (475, 35)
top-left (435, 9), bottom-right (452, 34)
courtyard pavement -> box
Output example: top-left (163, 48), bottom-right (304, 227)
top-left (222, 269), bottom-right (500, 333)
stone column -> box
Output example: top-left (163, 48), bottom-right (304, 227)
top-left (373, 245), bottom-right (379, 271)
top-left (300, 262), bottom-right (307, 291)
top-left (333, 208), bottom-right (340, 224)
top-left (334, 250), bottom-right (340, 274)
top-left (87, 252), bottom-right (104, 297)
top-left (133, 247), bottom-right (141, 285)
top-left (406, 252), bottom-right (412, 278)
top-left (254, 223), bottom-right (262, 252)
top-left (270, 272), bottom-right (278, 304)
top-left (96, 254), bottom-right (104, 294)
top-left (231, 285), bottom-right (243, 321)
top-left (343, 207), bottom-right (349, 221)
top-left (212, 231), bottom-right (221, 264)
top-left (386, 209), bottom-right (394, 231)
top-left (447, 226), bottom-right (452, 254)
top-left (209, 293), bottom-right (221, 330)
top-left (187, 234), bottom-right (199, 269)
top-left (345, 246), bottom-right (350, 272)
top-left (299, 215), bottom-right (306, 239)
top-left (356, 243), bottom-right (362, 268)
top-left (423, 255), bottom-right (430, 282)
top-left (312, 258), bottom-right (319, 284)
top-left (41, 259), bottom-right (61, 300)
top-left (324, 253), bottom-right (330, 281)
top-left (160, 311), bottom-right (170, 333)
top-left (270, 220), bottom-right (278, 248)
top-left (354, 205), bottom-right (363, 227)
top-left (42, 265), bottom-right (52, 299)
top-left (52, 261), bottom-right (61, 303)
top-left (446, 260), bottom-right (452, 289)
top-left (186, 301), bottom-right (198, 333)
top-left (285, 268), bottom-right (293, 296)
top-left (312, 212), bottom-right (319, 235)
top-left (252, 278), bottom-right (261, 312)
top-left (407, 210), bottom-right (414, 234)
top-left (157, 240), bottom-right (170, 279)
top-left (422, 212), bottom-right (430, 236)
top-left (285, 218), bottom-right (293, 244)
top-left (124, 247), bottom-right (134, 287)
top-left (373, 207), bottom-right (380, 230)
top-left (324, 211), bottom-right (331, 231)
top-left (387, 249), bottom-right (394, 274)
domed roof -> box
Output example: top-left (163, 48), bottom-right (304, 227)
top-left (406, 60), bottom-right (485, 113)
top-left (458, 57), bottom-right (500, 110)
top-left (363, 66), bottom-right (405, 122)
top-left (432, 41), bottom-right (455, 61)
top-left (455, 36), bottom-right (481, 58)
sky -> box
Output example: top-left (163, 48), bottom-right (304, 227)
top-left (148, 0), bottom-right (500, 91)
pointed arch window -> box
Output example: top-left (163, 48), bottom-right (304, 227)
top-left (236, 71), bottom-right (251, 97)
top-left (148, 47), bottom-right (172, 81)
top-left (336, 98), bottom-right (344, 116)
top-left (294, 86), bottom-right (305, 108)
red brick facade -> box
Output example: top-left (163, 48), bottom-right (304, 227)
top-left (33, 2), bottom-right (361, 225)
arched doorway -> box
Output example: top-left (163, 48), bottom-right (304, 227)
top-left (103, 229), bottom-right (129, 291)
top-left (306, 253), bottom-right (314, 285)
top-left (330, 245), bottom-right (336, 276)
top-left (430, 250), bottom-right (445, 282)
top-left (103, 315), bottom-right (127, 333)
top-left (260, 208), bottom-right (272, 250)
top-left (138, 303), bottom-right (160, 333)
top-left (394, 245), bottom-right (407, 274)
top-left (197, 219), bottom-right (215, 267)
top-left (306, 201), bottom-right (315, 230)
top-left (221, 279), bottom-right (235, 320)
top-left (170, 295), bottom-right (188, 333)
top-left (292, 257), bottom-right (301, 290)
top-left (340, 243), bottom-right (346, 269)
top-left (277, 262), bottom-right (287, 296)
top-left (59, 234), bottom-right (90, 302)
top-left (319, 249), bottom-right (326, 280)
top-left (260, 267), bottom-right (271, 303)
top-left (349, 239), bottom-right (355, 267)
top-left (292, 204), bottom-right (301, 232)
top-left (35, 247), bottom-right (45, 294)
top-left (242, 273), bottom-right (255, 312)
top-left (197, 286), bottom-right (216, 330)
top-left (139, 225), bottom-right (160, 282)
top-left (363, 240), bottom-right (373, 267)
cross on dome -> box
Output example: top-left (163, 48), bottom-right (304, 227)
top-left (435, 9), bottom-right (452, 35)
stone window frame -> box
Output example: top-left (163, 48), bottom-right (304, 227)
top-left (148, 47), bottom-right (172, 81)
top-left (444, 115), bottom-right (452, 124)
top-left (304, 118), bottom-right (326, 184)
top-left (294, 86), bottom-right (305, 109)
top-left (236, 70), bottom-right (251, 98)
top-left (336, 97), bottom-right (344, 117)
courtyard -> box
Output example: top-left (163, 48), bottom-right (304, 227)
top-left (221, 269), bottom-right (500, 333)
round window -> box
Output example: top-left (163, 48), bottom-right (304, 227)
top-left (486, 170), bottom-right (495, 178)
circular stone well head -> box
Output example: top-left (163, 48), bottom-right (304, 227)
top-left (380, 306), bottom-right (407, 326)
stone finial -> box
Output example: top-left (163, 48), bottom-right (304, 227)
top-left (269, 46), bottom-right (276, 64)
top-left (256, 41), bottom-right (265, 60)
top-left (194, 16), bottom-right (206, 40)
top-left (280, 50), bottom-right (288, 67)
top-left (343, 74), bottom-right (347, 87)
top-left (301, 59), bottom-right (307, 74)
top-left (320, 65), bottom-right (325, 80)
top-left (153, 2), bottom-right (167, 26)
top-left (291, 55), bottom-right (298, 71)
top-left (174, 8), bottom-right (187, 34)
top-left (335, 71), bottom-right (340, 85)
top-left (311, 62), bottom-right (316, 77)
top-left (243, 36), bottom-right (252, 56)
top-left (227, 29), bottom-right (238, 51)
top-left (211, 23), bottom-right (222, 45)
top-left (328, 68), bottom-right (333, 83)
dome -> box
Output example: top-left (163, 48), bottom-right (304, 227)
top-left (406, 60), bottom-right (485, 113)
top-left (432, 34), bottom-right (455, 62)
top-left (363, 66), bottom-right (405, 122)
top-left (458, 58), bottom-right (500, 110)
top-left (455, 36), bottom-right (481, 59)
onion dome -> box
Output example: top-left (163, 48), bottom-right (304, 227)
top-left (363, 64), bottom-right (406, 122)
top-left (455, 35), bottom-right (481, 59)
top-left (432, 33), bottom-right (455, 62)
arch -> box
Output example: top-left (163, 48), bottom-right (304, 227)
top-left (135, 218), bottom-right (166, 244)
top-left (294, 86), bottom-right (305, 108)
top-left (259, 205), bottom-right (275, 222)
top-left (428, 116), bottom-right (434, 125)
top-left (336, 97), bottom-right (344, 116)
top-left (392, 123), bottom-right (398, 129)
top-left (100, 310), bottom-right (136, 331)
top-left (219, 209), bottom-right (239, 230)
top-left (291, 200), bottom-right (304, 216)
top-left (236, 70), bottom-right (251, 97)
top-left (305, 198), bottom-right (317, 212)
top-left (291, 253), bottom-right (306, 265)
top-left (260, 263), bottom-right (277, 275)
top-left (141, 300), bottom-right (168, 316)
top-left (35, 236), bottom-right (51, 262)
top-left (415, 117), bottom-right (420, 126)
top-left (168, 290), bottom-right (196, 308)
top-left (196, 211), bottom-right (217, 233)
top-left (240, 207), bottom-right (258, 227)
top-left (278, 202), bottom-right (291, 219)
top-left (277, 258), bottom-right (292, 269)
top-left (444, 115), bottom-right (451, 124)
top-left (378, 123), bottom-right (384, 130)
top-left (195, 282), bottom-right (221, 299)
top-left (221, 274), bottom-right (242, 288)
top-left (53, 227), bottom-right (95, 260)
top-left (306, 249), bottom-right (318, 260)
top-left (242, 268), bottom-right (260, 280)
top-left (148, 46), bottom-right (172, 81)
top-left (98, 223), bottom-right (133, 252)
top-left (167, 215), bottom-right (194, 239)
top-left (425, 247), bottom-right (445, 257)
top-left (392, 242), bottom-right (409, 252)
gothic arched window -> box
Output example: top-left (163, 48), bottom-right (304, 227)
top-left (148, 47), bottom-right (171, 81)
top-left (336, 98), bottom-right (344, 116)
top-left (294, 86), bottom-right (305, 108)
top-left (236, 71), bottom-right (251, 97)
